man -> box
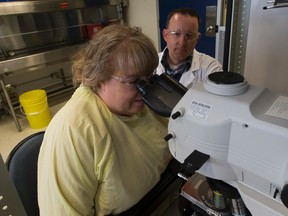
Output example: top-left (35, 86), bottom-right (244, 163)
top-left (156, 8), bottom-right (222, 88)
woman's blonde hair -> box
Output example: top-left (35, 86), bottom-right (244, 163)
top-left (72, 24), bottom-right (158, 92)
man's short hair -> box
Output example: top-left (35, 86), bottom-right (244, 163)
top-left (166, 7), bottom-right (201, 30)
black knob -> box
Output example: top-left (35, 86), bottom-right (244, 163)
top-left (172, 107), bottom-right (185, 119)
top-left (281, 184), bottom-right (288, 208)
top-left (164, 133), bottom-right (173, 142)
top-left (172, 111), bottom-right (181, 119)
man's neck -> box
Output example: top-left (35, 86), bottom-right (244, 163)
top-left (167, 57), bottom-right (182, 70)
top-left (167, 55), bottom-right (182, 67)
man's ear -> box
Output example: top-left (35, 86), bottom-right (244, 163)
top-left (196, 33), bottom-right (201, 43)
top-left (163, 29), bottom-right (169, 42)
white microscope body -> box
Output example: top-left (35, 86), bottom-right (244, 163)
top-left (167, 74), bottom-right (288, 215)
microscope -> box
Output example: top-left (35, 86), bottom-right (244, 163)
top-left (137, 72), bottom-right (288, 216)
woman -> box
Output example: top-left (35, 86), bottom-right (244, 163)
top-left (37, 25), bottom-right (172, 216)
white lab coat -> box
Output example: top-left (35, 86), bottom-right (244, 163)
top-left (156, 48), bottom-right (223, 88)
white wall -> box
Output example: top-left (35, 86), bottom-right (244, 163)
top-left (243, 0), bottom-right (288, 95)
top-left (125, 0), bottom-right (161, 51)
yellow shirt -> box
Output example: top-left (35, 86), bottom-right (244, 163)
top-left (38, 86), bottom-right (172, 216)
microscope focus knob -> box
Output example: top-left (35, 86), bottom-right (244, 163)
top-left (171, 107), bottom-right (185, 120)
top-left (164, 132), bottom-right (175, 142)
top-left (171, 111), bottom-right (181, 119)
top-left (281, 184), bottom-right (288, 208)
